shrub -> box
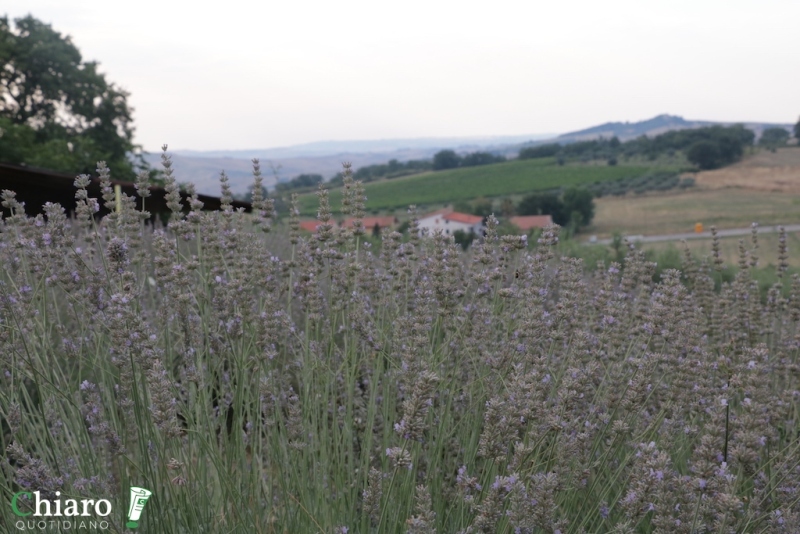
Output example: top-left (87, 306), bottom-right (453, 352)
top-left (518, 143), bottom-right (561, 159)
top-left (2, 159), bottom-right (799, 533)
top-left (461, 151), bottom-right (506, 167)
top-left (452, 229), bottom-right (476, 250)
top-left (687, 140), bottom-right (722, 169)
top-left (432, 149), bottom-right (460, 170)
top-left (759, 127), bottom-right (790, 149)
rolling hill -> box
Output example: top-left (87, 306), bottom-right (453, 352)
top-left (296, 158), bottom-right (679, 216)
top-left (143, 115), bottom-right (794, 197)
top-left (552, 114), bottom-right (793, 143)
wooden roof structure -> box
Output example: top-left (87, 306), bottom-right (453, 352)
top-left (0, 163), bottom-right (251, 219)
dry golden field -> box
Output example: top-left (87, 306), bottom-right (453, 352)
top-left (694, 147), bottom-right (800, 192)
top-left (590, 188), bottom-right (800, 237)
top-left (589, 148), bottom-right (800, 238)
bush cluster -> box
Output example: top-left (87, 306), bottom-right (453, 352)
top-left (519, 138), bottom-right (622, 164)
top-left (758, 128), bottom-right (791, 151)
top-left (274, 172), bottom-right (325, 193)
top-left (2, 157), bottom-right (800, 533)
top-left (517, 187), bottom-right (595, 230)
top-left (432, 149), bottom-right (506, 170)
top-left (275, 149), bottom-right (507, 197)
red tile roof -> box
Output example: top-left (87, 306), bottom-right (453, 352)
top-left (443, 212), bottom-right (484, 225)
top-left (420, 207), bottom-right (453, 219)
top-left (509, 215), bottom-right (553, 231)
top-left (299, 220), bottom-right (323, 232)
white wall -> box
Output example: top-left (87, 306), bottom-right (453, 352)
top-left (417, 215), bottom-right (482, 236)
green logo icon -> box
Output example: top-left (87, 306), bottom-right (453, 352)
top-left (126, 487), bottom-right (152, 529)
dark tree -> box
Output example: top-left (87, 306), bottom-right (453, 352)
top-left (500, 197), bottom-right (515, 217)
top-left (518, 143), bottom-right (561, 159)
top-left (454, 197), bottom-right (493, 217)
top-left (0, 15), bottom-right (145, 178)
top-left (293, 174), bottom-right (324, 187)
top-left (517, 193), bottom-right (566, 225)
top-left (461, 151), bottom-right (505, 166)
top-left (795, 117), bottom-right (800, 140)
top-left (432, 149), bottom-right (460, 170)
top-left (759, 128), bottom-right (790, 150)
top-left (453, 229), bottom-right (476, 250)
top-left (686, 140), bottom-right (722, 170)
top-left (561, 187), bottom-right (595, 228)
top-left (275, 173), bottom-right (323, 192)
top-left (452, 200), bottom-right (471, 214)
top-left (471, 197), bottom-right (493, 217)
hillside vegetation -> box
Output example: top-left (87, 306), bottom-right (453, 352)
top-left (291, 123), bottom-right (763, 217)
top-left (590, 147), bottom-right (800, 238)
top-left (520, 124), bottom-right (756, 170)
top-left (297, 158), bottom-right (678, 215)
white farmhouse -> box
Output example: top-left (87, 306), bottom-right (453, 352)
top-left (417, 208), bottom-right (484, 237)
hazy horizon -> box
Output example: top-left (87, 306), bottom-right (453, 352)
top-left (4, 0), bottom-right (799, 152)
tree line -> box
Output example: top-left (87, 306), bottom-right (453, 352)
top-left (273, 150), bottom-right (507, 193)
top-left (454, 187), bottom-right (595, 232)
top-left (329, 158), bottom-right (433, 186)
top-left (518, 124), bottom-right (795, 170)
top-left (431, 149), bottom-right (506, 170)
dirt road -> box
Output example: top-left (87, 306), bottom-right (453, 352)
top-left (592, 224), bottom-right (800, 245)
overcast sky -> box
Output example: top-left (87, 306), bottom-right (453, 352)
top-left (4, 0), bottom-right (799, 152)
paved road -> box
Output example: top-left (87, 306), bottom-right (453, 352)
top-left (591, 224), bottom-right (800, 245)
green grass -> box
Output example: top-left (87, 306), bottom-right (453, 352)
top-left (296, 159), bottom-right (679, 215)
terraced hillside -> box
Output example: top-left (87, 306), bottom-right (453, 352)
top-left (297, 158), bottom-right (678, 215)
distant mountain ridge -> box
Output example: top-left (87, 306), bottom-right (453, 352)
top-left (145, 115), bottom-right (795, 196)
top-left (555, 114), bottom-right (792, 143)
top-left (143, 148), bottom-right (473, 196)
top-left (170, 134), bottom-right (555, 161)
top-left (144, 135), bottom-right (555, 195)
top-left (557, 114), bottom-right (711, 141)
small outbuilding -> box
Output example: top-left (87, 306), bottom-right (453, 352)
top-left (0, 163), bottom-right (251, 220)
top-left (509, 215), bottom-right (554, 232)
top-left (417, 208), bottom-right (484, 236)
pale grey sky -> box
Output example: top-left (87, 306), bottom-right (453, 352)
top-left (4, 0), bottom-right (799, 152)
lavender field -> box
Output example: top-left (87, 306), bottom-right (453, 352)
top-left (2, 155), bottom-right (800, 533)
